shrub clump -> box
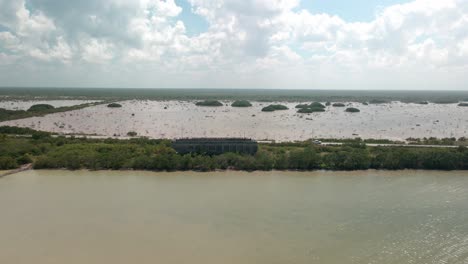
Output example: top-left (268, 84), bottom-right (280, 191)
top-left (295, 104), bottom-right (309, 109)
top-left (262, 104), bottom-right (289, 112)
top-left (297, 107), bottom-right (326, 113)
top-left (295, 102), bottom-right (326, 114)
top-left (310, 102), bottom-right (326, 109)
top-left (417, 101), bottom-right (429, 105)
top-left (107, 103), bottom-right (122, 108)
top-left (345, 107), bottom-right (361, 113)
top-left (127, 131), bottom-right (138, 137)
top-left (458, 103), bottom-right (468, 107)
top-left (195, 100), bottom-right (223, 107)
top-left (369, 99), bottom-right (388, 104)
top-left (332, 103), bottom-right (346, 107)
top-left (27, 104), bottom-right (55, 112)
top-left (231, 100), bottom-right (252, 107)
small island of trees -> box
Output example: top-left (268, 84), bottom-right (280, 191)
top-left (27, 104), bottom-right (55, 112)
top-left (458, 103), bottom-right (468, 107)
top-left (310, 102), bottom-right (326, 109)
top-left (107, 103), bottom-right (122, 108)
top-left (295, 104), bottom-right (309, 109)
top-left (195, 100), bottom-right (223, 107)
top-left (127, 131), bottom-right (138, 137)
top-left (297, 107), bottom-right (325, 113)
top-left (262, 104), bottom-right (288, 112)
top-left (332, 103), bottom-right (346, 107)
top-left (295, 102), bottom-right (326, 114)
top-left (231, 100), bottom-right (252, 107)
top-left (345, 107), bottom-right (361, 113)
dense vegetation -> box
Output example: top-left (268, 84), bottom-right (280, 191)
top-left (295, 104), bottom-right (309, 109)
top-left (407, 137), bottom-right (467, 146)
top-left (458, 103), bottom-right (468, 107)
top-left (295, 102), bottom-right (326, 113)
top-left (107, 103), bottom-right (122, 108)
top-left (262, 104), bottom-right (289, 112)
top-left (310, 102), bottom-right (326, 108)
top-left (0, 101), bottom-right (104, 122)
top-left (231, 100), bottom-right (252, 107)
top-left (297, 107), bottom-right (325, 113)
top-left (332, 103), bottom-right (346, 107)
top-left (1, 127), bottom-right (467, 171)
top-left (345, 107), bottom-right (360, 113)
top-left (28, 104), bottom-right (55, 111)
top-left (195, 100), bottom-right (224, 107)
top-left (127, 131), bottom-right (138, 137)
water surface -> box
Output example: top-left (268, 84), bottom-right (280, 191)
top-left (1, 170), bottom-right (468, 264)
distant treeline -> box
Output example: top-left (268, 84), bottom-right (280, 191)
top-left (1, 128), bottom-right (467, 171)
top-left (1, 88), bottom-right (468, 103)
top-left (0, 101), bottom-right (106, 122)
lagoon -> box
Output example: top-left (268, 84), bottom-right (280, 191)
top-left (1, 170), bottom-right (468, 264)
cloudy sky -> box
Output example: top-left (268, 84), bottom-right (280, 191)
top-left (0, 0), bottom-right (467, 90)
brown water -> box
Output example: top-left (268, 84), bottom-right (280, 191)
top-left (1, 170), bottom-right (468, 264)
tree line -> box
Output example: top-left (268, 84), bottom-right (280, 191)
top-left (1, 130), bottom-right (467, 171)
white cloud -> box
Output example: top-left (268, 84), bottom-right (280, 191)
top-left (0, 0), bottom-right (467, 89)
top-left (81, 38), bottom-right (114, 63)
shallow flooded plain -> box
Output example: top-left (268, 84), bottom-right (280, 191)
top-left (1, 100), bottom-right (467, 140)
top-left (1, 170), bottom-right (467, 264)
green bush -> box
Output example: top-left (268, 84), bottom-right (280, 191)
top-left (295, 104), bottom-right (309, 109)
top-left (0, 126), bottom-right (50, 135)
top-left (27, 104), bottom-right (55, 112)
top-left (231, 100), bottom-right (252, 107)
top-left (262, 104), bottom-right (288, 112)
top-left (127, 131), bottom-right (138, 137)
top-left (297, 107), bottom-right (326, 113)
top-left (195, 100), bottom-right (223, 106)
top-left (310, 102), bottom-right (326, 108)
top-left (345, 107), bottom-right (360, 113)
top-left (332, 103), bottom-right (346, 107)
top-left (458, 103), bottom-right (468, 107)
top-left (16, 154), bottom-right (33, 165)
top-left (0, 156), bottom-right (18, 169)
top-left (107, 103), bottom-right (122, 108)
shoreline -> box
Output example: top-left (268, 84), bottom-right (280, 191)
top-left (5, 168), bottom-right (468, 177)
top-left (0, 164), bottom-right (32, 178)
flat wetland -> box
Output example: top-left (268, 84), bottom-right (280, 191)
top-left (1, 170), bottom-right (468, 264)
top-left (1, 99), bottom-right (467, 141)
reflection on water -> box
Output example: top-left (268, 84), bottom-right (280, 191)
top-left (1, 170), bottom-right (468, 264)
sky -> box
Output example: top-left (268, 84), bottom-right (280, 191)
top-left (0, 0), bottom-right (467, 90)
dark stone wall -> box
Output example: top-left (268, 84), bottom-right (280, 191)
top-left (172, 139), bottom-right (258, 155)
